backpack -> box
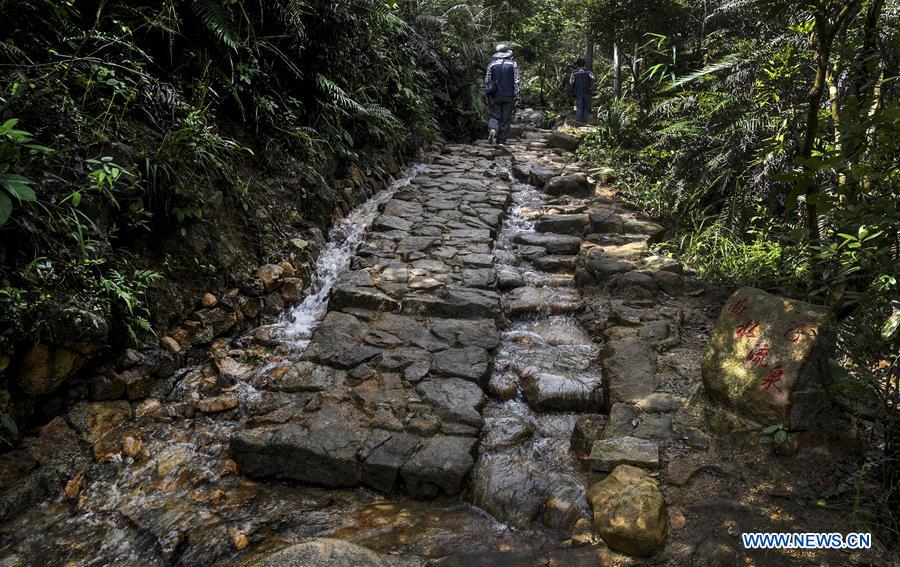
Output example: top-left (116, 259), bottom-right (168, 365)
top-left (485, 77), bottom-right (498, 96)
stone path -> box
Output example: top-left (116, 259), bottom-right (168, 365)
top-left (232, 143), bottom-right (514, 498)
top-left (3, 122), bottom-right (877, 567)
top-left (230, 126), bottom-right (694, 555)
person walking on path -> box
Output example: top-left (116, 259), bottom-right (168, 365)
top-left (484, 44), bottom-right (520, 145)
top-left (570, 58), bottom-right (595, 123)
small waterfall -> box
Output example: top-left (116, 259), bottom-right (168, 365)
top-left (281, 164), bottom-right (425, 349)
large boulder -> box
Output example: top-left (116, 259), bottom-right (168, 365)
top-left (588, 465), bottom-right (667, 557)
top-left (589, 436), bottom-right (660, 471)
top-left (401, 286), bottom-right (502, 322)
top-left (601, 338), bottom-right (659, 405)
top-left (535, 214), bottom-right (589, 235)
top-left (329, 285), bottom-right (399, 313)
top-left (702, 287), bottom-right (833, 428)
top-left (544, 174), bottom-right (592, 197)
top-left (361, 432), bottom-right (422, 493)
top-left (529, 165), bottom-right (561, 188)
top-left (429, 319), bottom-right (500, 350)
top-left (301, 312), bottom-right (378, 369)
top-left (522, 371), bottom-right (605, 412)
top-left (546, 131), bottom-right (580, 152)
top-left (575, 247), bottom-right (634, 285)
top-left (432, 347), bottom-right (491, 386)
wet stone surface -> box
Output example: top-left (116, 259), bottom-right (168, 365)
top-left (1, 125), bottom-right (867, 567)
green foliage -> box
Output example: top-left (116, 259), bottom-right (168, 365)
top-left (0, 119), bottom-right (51, 224)
top-left (0, 0), bottom-right (496, 357)
top-left (576, 0), bottom-right (899, 543)
top-left (191, 0), bottom-right (240, 50)
top-left (760, 423), bottom-right (789, 445)
top-left (99, 268), bottom-right (162, 343)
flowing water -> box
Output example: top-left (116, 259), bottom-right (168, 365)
top-left (466, 166), bottom-right (601, 533)
top-left (281, 164), bottom-right (426, 349)
top-left (0, 159), bottom-right (578, 566)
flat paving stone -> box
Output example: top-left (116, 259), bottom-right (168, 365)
top-left (589, 436), bottom-right (660, 471)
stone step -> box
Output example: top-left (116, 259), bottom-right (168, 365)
top-left (589, 436), bottom-right (660, 472)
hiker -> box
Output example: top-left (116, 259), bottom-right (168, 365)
top-left (570, 58), bottom-right (595, 123)
top-left (484, 43), bottom-right (520, 145)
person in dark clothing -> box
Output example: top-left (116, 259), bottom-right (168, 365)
top-left (570, 58), bottom-right (595, 123)
top-left (484, 44), bottom-right (520, 145)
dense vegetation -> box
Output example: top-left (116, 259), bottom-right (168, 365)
top-left (0, 0), bottom-right (492, 373)
top-left (494, 0), bottom-right (899, 544)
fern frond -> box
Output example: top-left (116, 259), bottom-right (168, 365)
top-left (191, 0), bottom-right (239, 50)
top-left (663, 54), bottom-right (739, 91)
top-left (315, 74), bottom-right (368, 114)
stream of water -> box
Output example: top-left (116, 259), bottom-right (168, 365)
top-left (0, 154), bottom-right (597, 566)
top-left (280, 164), bottom-right (426, 349)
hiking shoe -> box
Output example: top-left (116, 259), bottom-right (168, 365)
top-left (488, 129), bottom-right (497, 144)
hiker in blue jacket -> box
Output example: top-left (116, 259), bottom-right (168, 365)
top-left (570, 59), bottom-right (595, 123)
top-left (484, 44), bottom-right (520, 145)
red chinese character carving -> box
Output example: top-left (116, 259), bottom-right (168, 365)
top-left (761, 366), bottom-right (784, 391)
top-left (784, 322), bottom-right (819, 343)
top-left (728, 298), bottom-right (748, 315)
top-left (735, 320), bottom-right (760, 339)
top-left (746, 342), bottom-right (770, 366)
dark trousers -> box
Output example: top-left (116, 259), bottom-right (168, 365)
top-left (575, 94), bottom-right (591, 123)
top-left (488, 96), bottom-right (515, 142)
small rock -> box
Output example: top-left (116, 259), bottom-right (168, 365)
top-left (280, 278), bottom-right (303, 303)
top-left (231, 531), bottom-right (249, 551)
top-left (122, 436), bottom-right (142, 457)
top-left (160, 336), bottom-right (181, 354)
top-left (278, 260), bottom-right (295, 277)
top-left (257, 263), bottom-right (284, 293)
top-left (223, 459), bottom-right (240, 475)
top-left (63, 471), bottom-right (83, 499)
top-left (197, 395), bottom-right (238, 413)
top-left (488, 373), bottom-right (518, 401)
top-left (666, 455), bottom-right (704, 486)
top-left (135, 398), bottom-right (162, 419)
top-left (201, 293), bottom-right (218, 308)
top-left (588, 465), bottom-right (668, 557)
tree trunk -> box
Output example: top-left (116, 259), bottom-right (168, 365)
top-left (798, 0), bottom-right (860, 242)
top-left (586, 29), bottom-right (595, 70)
top-left (799, 35), bottom-right (831, 241)
top-left (700, 0), bottom-right (708, 58)
top-left (613, 42), bottom-right (622, 99)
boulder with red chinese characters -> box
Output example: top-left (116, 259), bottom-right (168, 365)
top-left (702, 287), bottom-right (833, 428)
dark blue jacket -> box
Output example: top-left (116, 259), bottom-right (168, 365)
top-left (485, 58), bottom-right (520, 99)
top-left (570, 67), bottom-right (595, 97)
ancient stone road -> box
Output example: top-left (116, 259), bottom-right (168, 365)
top-left (231, 129), bottom-right (689, 551)
top-left (1, 124), bottom-right (875, 566)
